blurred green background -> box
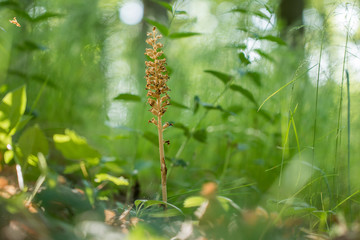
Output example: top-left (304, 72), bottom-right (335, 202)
top-left (1, 0), bottom-right (360, 238)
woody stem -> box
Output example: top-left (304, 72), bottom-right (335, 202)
top-left (157, 110), bottom-right (167, 204)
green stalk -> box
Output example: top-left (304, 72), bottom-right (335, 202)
top-left (334, 29), bottom-right (349, 201)
top-left (346, 70), bottom-right (351, 217)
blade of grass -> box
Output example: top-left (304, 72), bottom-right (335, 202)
top-left (257, 64), bottom-right (317, 112)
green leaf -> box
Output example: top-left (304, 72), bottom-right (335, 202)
top-left (230, 7), bottom-right (270, 20)
top-left (0, 86), bottom-right (26, 134)
top-left (204, 70), bottom-right (232, 84)
top-left (238, 52), bottom-right (251, 65)
top-left (32, 12), bottom-right (63, 22)
top-left (254, 49), bottom-right (275, 62)
top-left (4, 150), bottom-right (14, 164)
top-left (135, 199), bottom-right (183, 215)
top-left (144, 18), bottom-right (169, 36)
top-left (175, 10), bottom-right (187, 15)
top-left (171, 122), bottom-right (190, 137)
top-left (18, 125), bottom-right (49, 165)
top-left (193, 128), bottom-right (207, 143)
top-left (16, 40), bottom-right (47, 51)
top-left (184, 196), bottom-right (206, 208)
top-left (194, 96), bottom-right (200, 114)
top-left (258, 35), bottom-right (286, 46)
top-left (245, 71), bottom-right (262, 87)
top-left (95, 173), bottom-right (129, 186)
top-left (168, 157), bottom-right (188, 167)
top-left (53, 129), bottom-right (101, 160)
top-left (170, 100), bottom-right (189, 109)
top-left (230, 84), bottom-right (257, 105)
top-left (64, 164), bottom-right (81, 174)
top-left (168, 32), bottom-right (201, 39)
top-left (152, 0), bottom-right (172, 12)
top-left (142, 131), bottom-right (158, 147)
top-left (113, 93), bottom-right (141, 102)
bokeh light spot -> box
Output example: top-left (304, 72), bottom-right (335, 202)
top-left (119, 2), bottom-right (144, 25)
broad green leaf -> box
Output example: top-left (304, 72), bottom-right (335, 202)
top-left (168, 32), bottom-right (201, 39)
top-left (204, 70), bottom-right (232, 84)
top-left (53, 129), bottom-right (101, 160)
top-left (184, 196), bottom-right (206, 208)
top-left (0, 86), bottom-right (26, 134)
top-left (18, 125), bottom-right (49, 165)
top-left (258, 35), bottom-right (286, 46)
top-left (144, 19), bottom-right (169, 36)
top-left (238, 52), bottom-right (251, 65)
top-left (254, 49), bottom-right (275, 62)
top-left (113, 93), bottom-right (141, 102)
top-left (170, 100), bottom-right (189, 109)
top-left (95, 173), bottom-right (129, 186)
top-left (230, 84), bottom-right (257, 105)
top-left (4, 150), bottom-right (14, 164)
top-left (152, 0), bottom-right (172, 12)
top-left (193, 128), bottom-right (207, 143)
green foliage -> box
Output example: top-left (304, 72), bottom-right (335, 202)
top-left (53, 129), bottom-right (101, 160)
top-left (1, 0), bottom-right (360, 239)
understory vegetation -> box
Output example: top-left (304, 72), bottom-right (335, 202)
top-left (1, 0), bottom-right (360, 239)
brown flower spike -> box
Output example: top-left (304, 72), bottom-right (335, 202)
top-left (145, 27), bottom-right (170, 203)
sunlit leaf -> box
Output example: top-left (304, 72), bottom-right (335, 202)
top-left (95, 173), bottom-right (129, 186)
top-left (53, 129), bottom-right (101, 160)
top-left (0, 85), bottom-right (26, 134)
top-left (230, 84), bottom-right (257, 105)
top-left (168, 32), bottom-right (201, 39)
top-left (204, 70), bottom-right (232, 84)
top-left (144, 18), bottom-right (169, 36)
top-left (4, 150), bottom-right (14, 164)
top-left (113, 93), bottom-right (141, 102)
top-left (184, 196), bottom-right (206, 208)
